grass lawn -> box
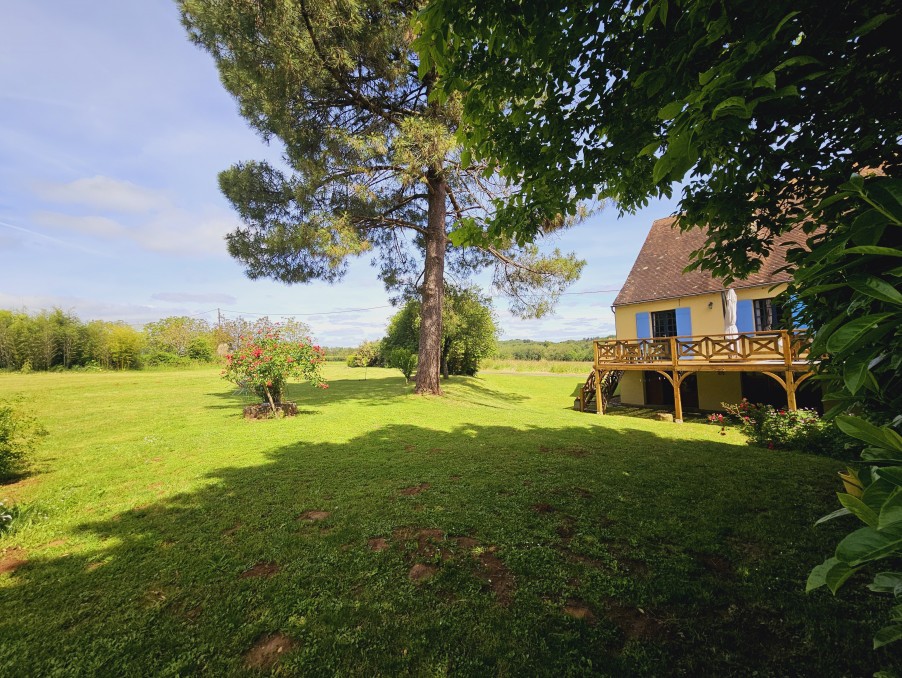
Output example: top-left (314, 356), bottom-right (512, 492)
top-left (0, 365), bottom-right (896, 676)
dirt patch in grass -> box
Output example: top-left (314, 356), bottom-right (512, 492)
top-left (454, 536), bottom-right (480, 550)
top-left (299, 510), bottom-right (330, 522)
top-left (243, 633), bottom-right (297, 671)
top-left (41, 539), bottom-right (66, 549)
top-left (0, 548), bottom-right (27, 575)
top-left (368, 537), bottom-right (388, 552)
top-left (399, 482), bottom-right (431, 496)
top-left (475, 550), bottom-right (514, 606)
top-left (605, 601), bottom-right (666, 642)
top-left (241, 561), bottom-right (281, 579)
top-left (557, 516), bottom-right (576, 540)
top-left (243, 402), bottom-right (298, 419)
top-left (449, 475), bottom-right (461, 481)
top-left (727, 537), bottom-right (768, 562)
top-left (390, 528), bottom-right (514, 604)
top-left (222, 522), bottom-right (241, 537)
top-left (393, 527), bottom-right (447, 558)
top-left (696, 553), bottom-right (733, 577)
top-left (408, 563), bottom-right (437, 582)
top-left (564, 599), bottom-right (596, 622)
top-left (532, 502), bottom-right (556, 514)
top-left (540, 444), bottom-right (589, 458)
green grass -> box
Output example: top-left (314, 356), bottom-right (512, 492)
top-left (0, 366), bottom-right (896, 676)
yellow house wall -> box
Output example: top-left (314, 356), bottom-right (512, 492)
top-left (611, 283), bottom-right (785, 409)
top-left (619, 372), bottom-right (645, 406)
top-left (613, 283), bottom-right (788, 340)
top-left (696, 372), bottom-right (742, 410)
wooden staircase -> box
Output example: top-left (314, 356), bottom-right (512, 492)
top-left (576, 369), bottom-right (623, 413)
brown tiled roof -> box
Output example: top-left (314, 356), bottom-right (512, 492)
top-left (612, 217), bottom-right (808, 307)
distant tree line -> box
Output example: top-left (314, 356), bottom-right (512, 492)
top-left (0, 309), bottom-right (322, 372)
top-left (492, 338), bottom-right (612, 362)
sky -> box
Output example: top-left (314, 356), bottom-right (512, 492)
top-left (0, 1), bottom-right (680, 347)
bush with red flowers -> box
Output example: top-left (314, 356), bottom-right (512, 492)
top-left (221, 326), bottom-right (327, 416)
top-left (719, 399), bottom-right (853, 458)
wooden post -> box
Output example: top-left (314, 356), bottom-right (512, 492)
top-left (670, 337), bottom-right (683, 422)
top-left (786, 370), bottom-right (797, 411)
top-left (593, 342), bottom-right (604, 414)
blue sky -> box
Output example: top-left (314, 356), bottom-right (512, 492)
top-left (0, 1), bottom-right (679, 346)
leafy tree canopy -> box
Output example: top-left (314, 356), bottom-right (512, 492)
top-left (179, 0), bottom-right (586, 394)
top-left (383, 285), bottom-right (497, 376)
top-left (415, 0), bottom-right (900, 280)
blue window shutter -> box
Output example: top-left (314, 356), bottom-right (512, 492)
top-left (675, 307), bottom-right (692, 336)
top-left (737, 300), bottom-right (755, 332)
top-left (635, 312), bottom-right (651, 339)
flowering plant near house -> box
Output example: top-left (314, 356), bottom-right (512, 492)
top-left (221, 326), bottom-right (327, 416)
top-left (720, 399), bottom-right (851, 458)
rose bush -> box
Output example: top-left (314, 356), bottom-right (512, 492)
top-left (221, 326), bottom-right (327, 416)
top-left (720, 400), bottom-right (852, 458)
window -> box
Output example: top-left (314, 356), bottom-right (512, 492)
top-left (651, 310), bottom-right (677, 337)
top-left (753, 299), bottom-right (780, 331)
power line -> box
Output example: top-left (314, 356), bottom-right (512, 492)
top-left (190, 289), bottom-right (619, 320)
top-left (559, 287), bottom-right (621, 296)
top-left (217, 304), bottom-right (394, 318)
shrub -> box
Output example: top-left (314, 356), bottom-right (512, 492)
top-left (0, 398), bottom-right (47, 478)
top-left (349, 341), bottom-right (382, 367)
top-left (221, 325), bottom-right (327, 416)
top-left (808, 416), bottom-right (902, 650)
top-left (0, 498), bottom-right (45, 537)
top-left (387, 348), bottom-right (417, 383)
top-left (720, 400), bottom-right (852, 458)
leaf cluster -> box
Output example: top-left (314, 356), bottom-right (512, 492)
top-left (416, 0), bottom-right (901, 279)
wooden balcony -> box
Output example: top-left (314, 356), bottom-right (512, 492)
top-left (590, 330), bottom-right (814, 421)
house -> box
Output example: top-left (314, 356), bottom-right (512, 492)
top-left (585, 217), bottom-right (818, 419)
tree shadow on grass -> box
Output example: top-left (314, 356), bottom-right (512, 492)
top-left (0, 422), bottom-right (893, 676)
top-left (205, 371), bottom-right (530, 413)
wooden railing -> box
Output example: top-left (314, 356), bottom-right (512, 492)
top-left (594, 330), bottom-right (811, 369)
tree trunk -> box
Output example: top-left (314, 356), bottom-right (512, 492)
top-left (415, 171), bottom-right (446, 395)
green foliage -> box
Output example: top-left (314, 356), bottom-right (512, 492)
top-left (718, 400), bottom-right (851, 458)
top-left (387, 347), bottom-right (417, 382)
top-left (0, 397), bottom-right (47, 478)
top-left (0, 499), bottom-right (45, 538)
top-left (383, 287), bottom-right (498, 376)
top-left (221, 324), bottom-right (327, 414)
top-left (143, 316), bottom-right (211, 358)
top-left (348, 341), bottom-right (383, 368)
top-left (416, 0), bottom-right (898, 280)
top-left (494, 338), bottom-right (604, 362)
top-left (784, 174), bottom-right (902, 423)
top-left (808, 415), bottom-right (902, 649)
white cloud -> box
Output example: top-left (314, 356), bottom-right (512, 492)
top-left (28, 174), bottom-right (241, 258)
top-left (33, 175), bottom-right (170, 213)
top-left (32, 211), bottom-right (124, 237)
top-left (152, 292), bottom-right (237, 304)
top-left (132, 207), bottom-right (236, 256)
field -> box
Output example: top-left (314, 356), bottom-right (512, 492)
top-left (1, 365), bottom-right (897, 676)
